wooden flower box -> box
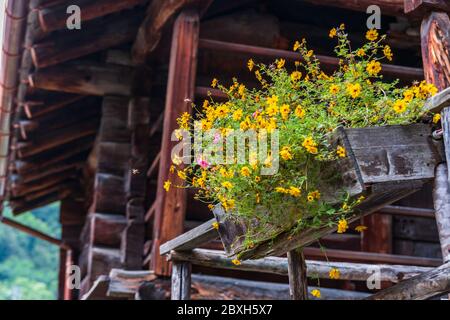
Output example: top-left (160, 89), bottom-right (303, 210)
top-left (213, 123), bottom-right (443, 260)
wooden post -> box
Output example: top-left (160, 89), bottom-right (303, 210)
top-left (287, 248), bottom-right (308, 300)
top-left (171, 260), bottom-right (192, 300)
top-left (151, 10), bottom-right (200, 276)
top-left (433, 163), bottom-right (450, 263)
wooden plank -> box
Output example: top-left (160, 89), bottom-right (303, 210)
top-left (80, 213), bottom-right (127, 248)
top-left (378, 205), bottom-right (435, 219)
top-left (346, 124), bottom-right (440, 184)
top-left (433, 163), bottom-right (450, 262)
top-left (361, 213), bottom-right (392, 253)
top-left (424, 87), bottom-right (450, 113)
top-left (303, 0), bottom-right (408, 17)
top-left (107, 269), bottom-right (156, 298)
top-left (159, 218), bottom-right (218, 255)
top-left (287, 248), bottom-right (308, 300)
top-left (366, 261), bottom-right (450, 300)
top-left (32, 9), bottom-right (143, 68)
top-left (151, 10), bottom-right (200, 276)
top-left (393, 215), bottom-right (440, 242)
top-left (169, 249), bottom-right (433, 282)
top-left (421, 12), bottom-right (450, 91)
top-left (171, 261), bottom-right (192, 300)
top-left (37, 0), bottom-right (147, 33)
top-left (93, 173), bottom-right (126, 214)
top-left (29, 62), bottom-right (139, 96)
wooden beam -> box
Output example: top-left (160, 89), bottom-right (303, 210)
top-left (37, 0), bottom-right (147, 33)
top-left (304, 0), bottom-right (409, 17)
top-left (421, 12), bottom-right (450, 91)
top-left (361, 213), bottom-right (393, 253)
top-left (287, 249), bottom-right (308, 300)
top-left (151, 10), bottom-right (200, 276)
top-left (404, 0), bottom-right (450, 14)
top-left (29, 62), bottom-right (141, 96)
top-left (169, 249), bottom-right (432, 282)
top-left (424, 86), bottom-right (450, 113)
top-left (21, 93), bottom-right (86, 119)
top-left (433, 163), bottom-right (450, 263)
top-left (159, 218), bottom-right (218, 255)
top-left (32, 9), bottom-right (143, 68)
top-left (132, 0), bottom-right (210, 63)
top-left (378, 205), bottom-right (435, 218)
top-left (15, 121), bottom-right (98, 158)
top-left (199, 39), bottom-right (424, 81)
top-left (366, 261), bottom-right (450, 299)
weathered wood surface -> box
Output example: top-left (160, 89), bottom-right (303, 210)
top-left (361, 213), bottom-right (392, 253)
top-left (304, 0), bottom-right (408, 17)
top-left (87, 247), bottom-right (122, 282)
top-left (287, 249), bottom-right (308, 300)
top-left (108, 269), bottom-right (156, 298)
top-left (29, 62), bottom-right (145, 96)
top-left (405, 0), bottom-right (450, 14)
top-left (32, 9), bottom-right (144, 68)
top-left (421, 12), bottom-right (450, 91)
top-left (441, 107), bottom-right (450, 177)
top-left (346, 124), bottom-right (440, 184)
top-left (21, 93), bottom-right (86, 119)
top-left (424, 87), bottom-right (450, 113)
top-left (159, 218), bottom-right (218, 255)
top-left (93, 173), bottom-right (126, 214)
top-left (103, 269), bottom-right (370, 300)
top-left (171, 261), bottom-right (192, 300)
top-left (366, 261), bottom-right (450, 300)
top-left (151, 10), bottom-right (200, 276)
top-left (80, 213), bottom-right (127, 248)
top-left (433, 163), bottom-right (450, 262)
top-left (216, 180), bottom-right (423, 260)
top-left (168, 249), bottom-right (432, 282)
top-left (37, 0), bottom-right (147, 33)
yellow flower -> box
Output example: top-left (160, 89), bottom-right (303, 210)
top-left (307, 195), bottom-right (314, 202)
top-left (293, 40), bottom-right (301, 51)
top-left (329, 84), bottom-right (340, 95)
top-left (295, 105), bottom-right (305, 118)
top-left (202, 100), bottom-right (209, 110)
top-left (280, 146), bottom-right (293, 160)
top-left (355, 225), bottom-right (368, 233)
top-left (311, 289), bottom-right (321, 298)
top-left (177, 170), bottom-right (187, 180)
top-left (393, 99), bottom-right (407, 114)
top-left (232, 109), bottom-right (243, 121)
top-left (337, 218), bottom-right (348, 233)
top-left (255, 70), bottom-right (262, 81)
top-left (215, 104), bottom-right (230, 118)
top-left (306, 50), bottom-right (313, 58)
top-left (241, 166), bottom-right (251, 177)
top-left (366, 29), bottom-right (378, 41)
top-left (240, 117), bottom-right (251, 131)
top-left (266, 94), bottom-right (278, 107)
top-left (208, 204), bottom-right (214, 210)
top-left (291, 71), bottom-right (302, 82)
top-left (433, 113), bottom-right (441, 124)
top-left (266, 104), bottom-right (279, 117)
top-left (169, 165), bottom-right (175, 173)
top-left (329, 27), bottom-right (337, 38)
top-left (211, 78), bottom-right (218, 88)
top-left (336, 145), bottom-right (346, 158)
top-left (383, 45), bottom-right (393, 61)
top-left (339, 23), bottom-right (345, 30)
top-left (163, 180), bottom-right (171, 192)
top-left (275, 187), bottom-right (288, 193)
top-left (302, 137), bottom-right (319, 154)
top-left (238, 84), bottom-right (245, 96)
top-left (366, 60), bottom-right (382, 76)
top-left (232, 259), bottom-right (241, 266)
top-left (256, 193), bottom-right (260, 204)
top-left (212, 222), bottom-right (219, 230)
top-left (309, 190), bottom-right (321, 200)
top-left (280, 104), bottom-right (290, 120)
top-left (255, 176), bottom-right (261, 183)
top-left (329, 268), bottom-right (340, 280)
top-left (294, 60), bottom-right (300, 67)
top-left (403, 89), bottom-right (414, 102)
top-left (356, 48), bottom-right (365, 57)
top-left (276, 58), bottom-right (285, 69)
top-left (289, 186), bottom-right (301, 197)
top-left (346, 83), bottom-right (361, 99)
top-left (342, 203), bottom-right (349, 211)
top-left (222, 181), bottom-right (233, 190)
top-left (247, 59), bottom-right (254, 71)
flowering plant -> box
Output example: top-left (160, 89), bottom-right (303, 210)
top-left (167, 25), bottom-right (438, 250)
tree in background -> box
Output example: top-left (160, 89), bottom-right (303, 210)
top-left (0, 203), bottom-right (61, 300)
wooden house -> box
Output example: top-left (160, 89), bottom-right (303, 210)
top-left (0, 0), bottom-right (449, 300)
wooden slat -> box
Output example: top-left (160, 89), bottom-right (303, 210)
top-left (424, 87), bottom-right (450, 113)
top-left (433, 163), bottom-right (450, 263)
top-left (287, 248), bottom-right (308, 300)
top-left (151, 10), bottom-right (200, 276)
top-left (159, 218), bottom-right (218, 255)
top-left (171, 261), bottom-right (192, 300)
top-left (378, 205), bottom-right (435, 219)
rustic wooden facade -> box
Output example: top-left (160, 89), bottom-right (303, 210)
top-left (0, 0), bottom-right (449, 300)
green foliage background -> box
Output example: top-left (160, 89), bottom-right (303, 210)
top-left (0, 203), bottom-right (60, 300)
